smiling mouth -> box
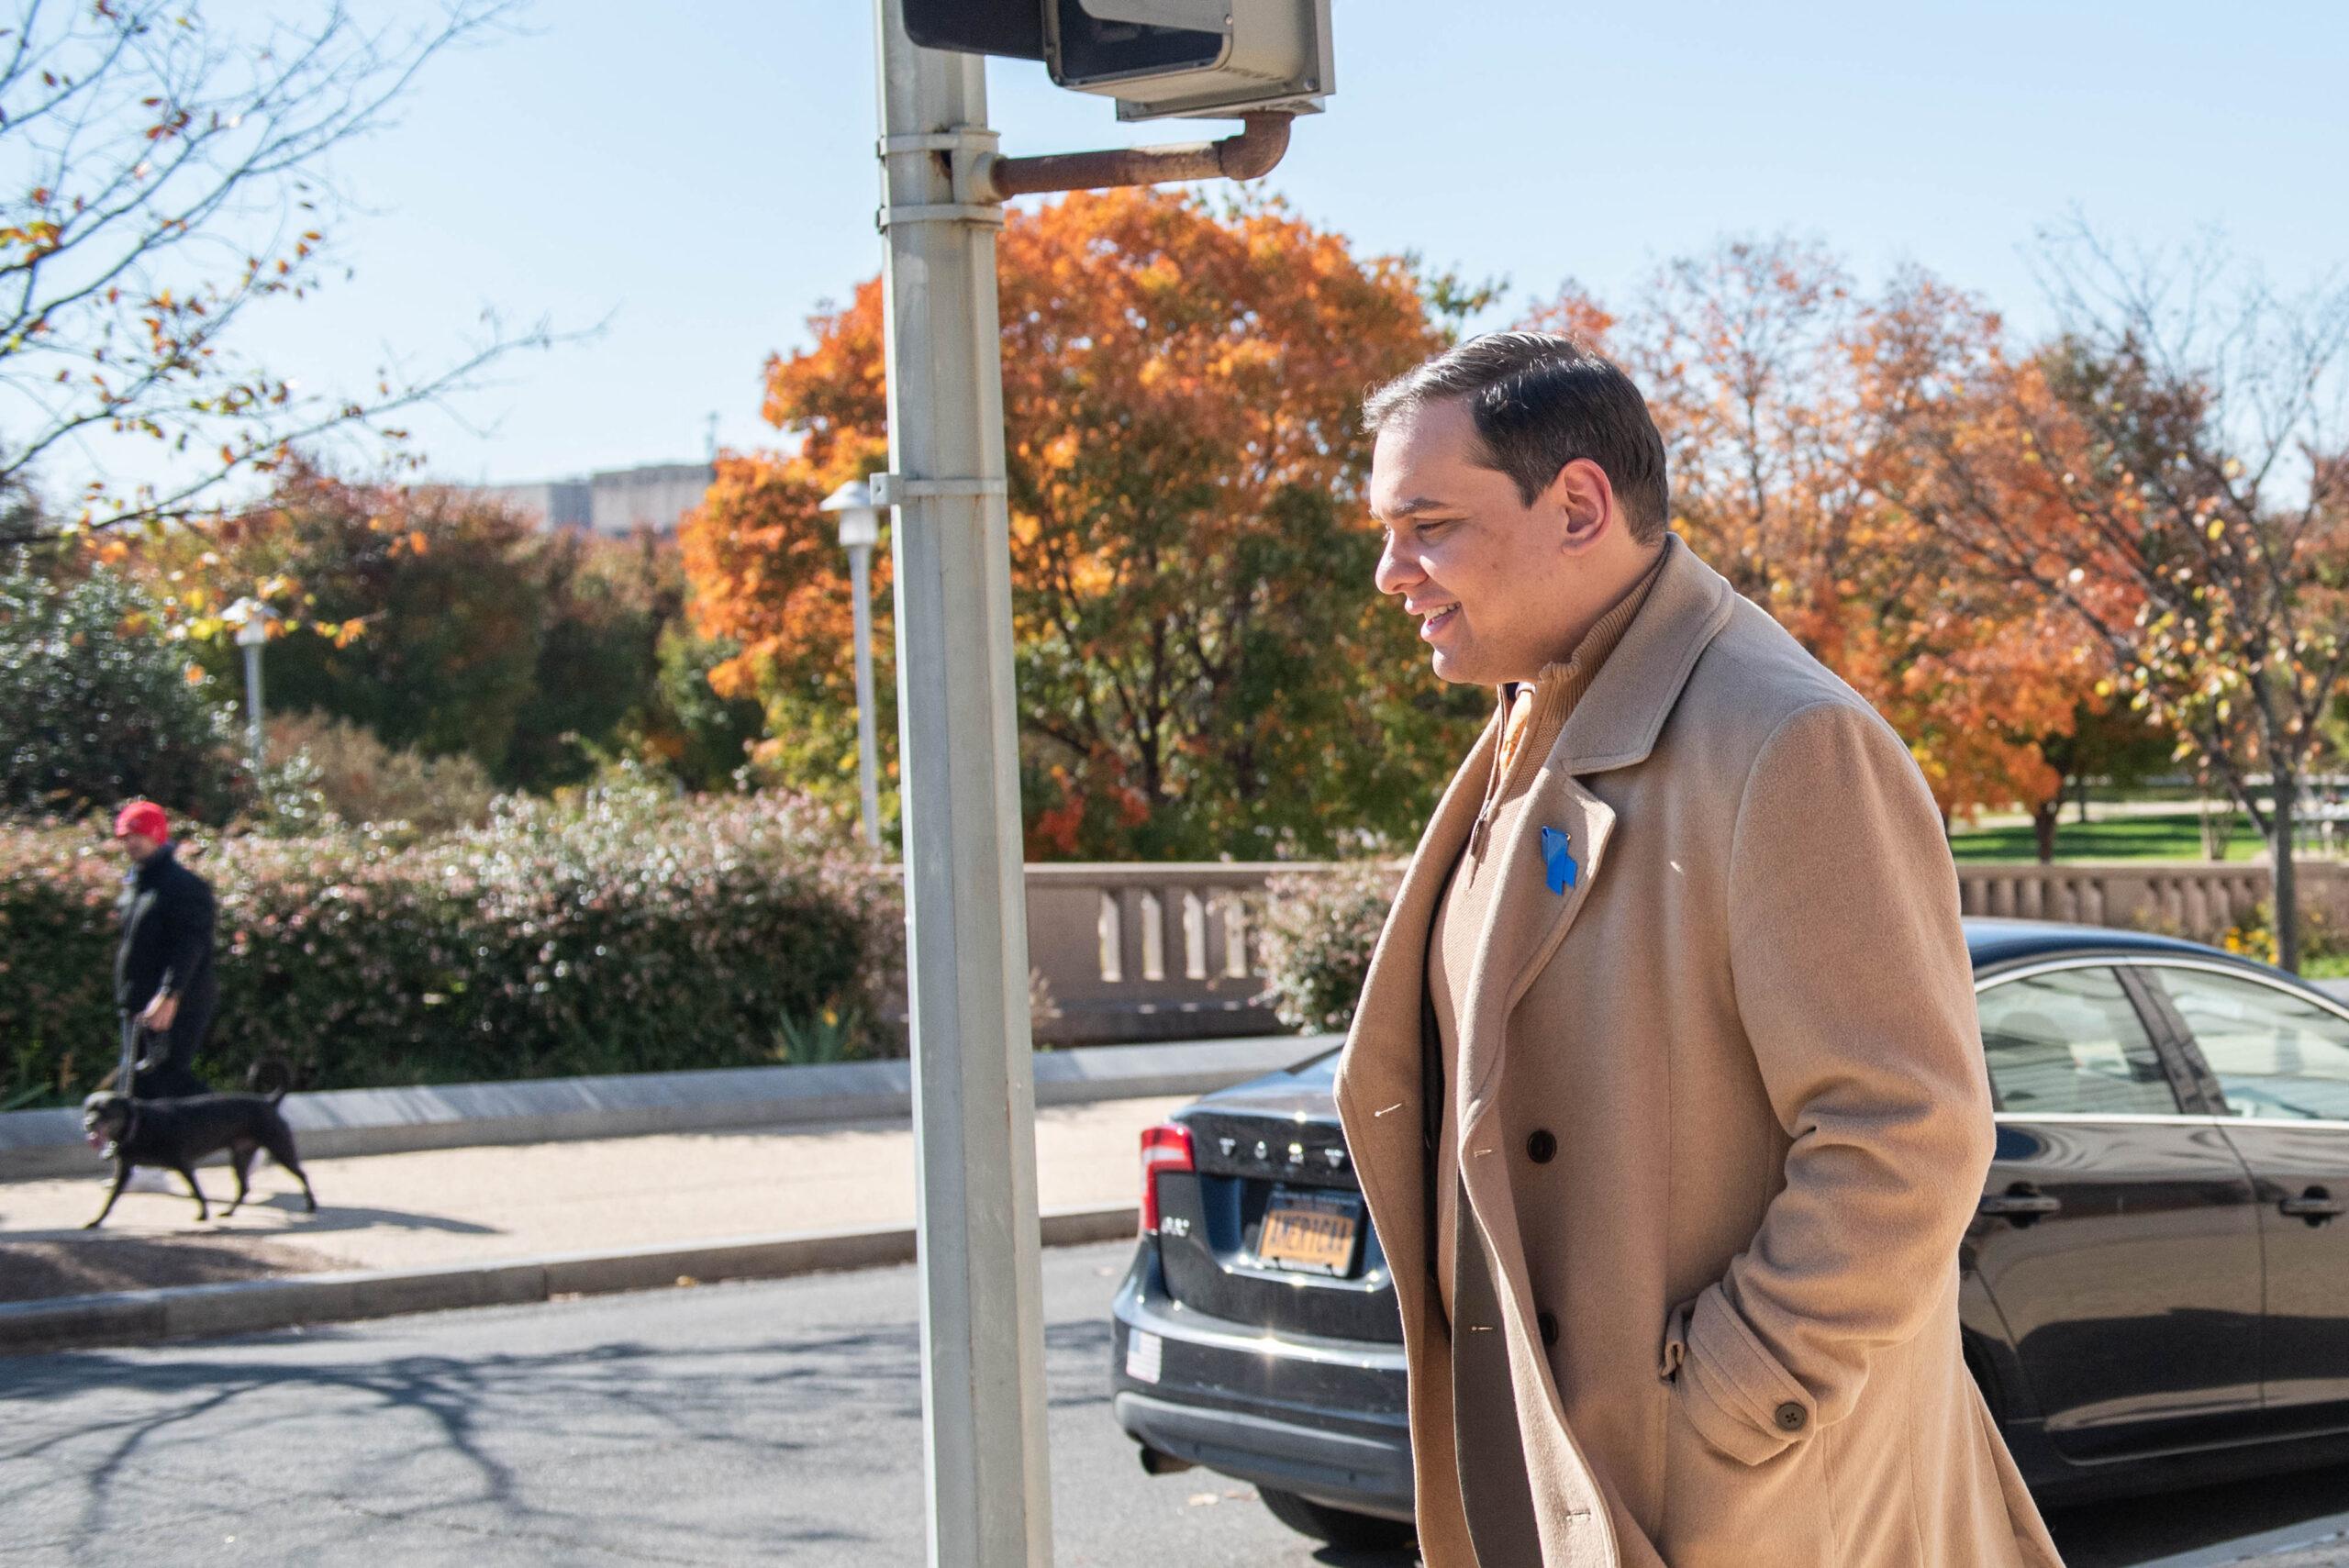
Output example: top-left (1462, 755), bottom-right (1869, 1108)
top-left (1419, 606), bottom-right (1459, 641)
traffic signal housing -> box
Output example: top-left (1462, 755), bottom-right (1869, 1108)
top-left (901, 0), bottom-right (1331, 121)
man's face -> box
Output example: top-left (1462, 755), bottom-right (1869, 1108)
top-left (117, 832), bottom-right (160, 864)
top-left (1371, 396), bottom-right (1578, 687)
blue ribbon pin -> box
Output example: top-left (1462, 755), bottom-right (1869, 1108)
top-left (1540, 826), bottom-right (1578, 894)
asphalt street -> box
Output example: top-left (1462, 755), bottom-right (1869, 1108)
top-left (8, 1240), bottom-right (2349, 1566)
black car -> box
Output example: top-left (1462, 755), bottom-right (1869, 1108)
top-left (1109, 917), bottom-right (2349, 1551)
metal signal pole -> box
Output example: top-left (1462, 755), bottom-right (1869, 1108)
top-left (869, 6), bottom-right (1052, 1566)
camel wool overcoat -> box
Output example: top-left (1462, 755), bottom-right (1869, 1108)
top-left (1331, 535), bottom-right (2065, 1568)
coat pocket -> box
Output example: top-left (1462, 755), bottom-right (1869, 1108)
top-left (1664, 1284), bottom-right (1816, 1467)
top-left (1658, 1364), bottom-right (1834, 1568)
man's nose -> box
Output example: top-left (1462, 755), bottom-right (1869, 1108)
top-left (1374, 532), bottom-right (1422, 597)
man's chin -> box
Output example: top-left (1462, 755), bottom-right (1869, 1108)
top-left (1427, 646), bottom-right (1479, 684)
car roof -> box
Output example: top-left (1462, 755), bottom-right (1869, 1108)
top-left (1238, 917), bottom-right (2317, 1100)
top-left (1960, 916), bottom-right (2230, 969)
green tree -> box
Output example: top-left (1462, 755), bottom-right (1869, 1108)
top-left (643, 626), bottom-right (769, 792)
top-left (154, 464), bottom-right (547, 772)
top-left (503, 530), bottom-right (674, 791)
top-left (2024, 703), bottom-right (2174, 862)
top-left (0, 552), bottom-right (240, 819)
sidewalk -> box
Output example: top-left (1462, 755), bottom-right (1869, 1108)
top-left (0, 1094), bottom-right (1186, 1307)
top-left (2145, 1520), bottom-right (2349, 1568)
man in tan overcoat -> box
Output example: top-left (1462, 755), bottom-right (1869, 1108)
top-left (1331, 333), bottom-right (2065, 1568)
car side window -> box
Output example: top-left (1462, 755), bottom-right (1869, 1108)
top-left (2150, 966), bottom-right (2349, 1122)
top-left (1976, 967), bottom-right (2179, 1116)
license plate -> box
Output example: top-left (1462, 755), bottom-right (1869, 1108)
top-left (1257, 1184), bottom-right (1362, 1276)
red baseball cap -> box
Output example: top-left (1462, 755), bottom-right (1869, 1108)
top-left (113, 800), bottom-right (170, 841)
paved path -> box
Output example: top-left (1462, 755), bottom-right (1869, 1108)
top-left (1954, 798), bottom-right (2240, 832)
top-left (0, 1240), bottom-right (1378, 1567)
top-left (1, 1238), bottom-right (2343, 1567)
top-left (0, 1095), bottom-right (1186, 1302)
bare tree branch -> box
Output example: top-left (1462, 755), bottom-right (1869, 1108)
top-left (0, 0), bottom-right (562, 540)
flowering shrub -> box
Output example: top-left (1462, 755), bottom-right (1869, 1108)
top-left (0, 772), bottom-right (896, 1107)
top-left (2217, 899), bottom-right (2345, 968)
top-left (1252, 862), bottom-right (1403, 1034)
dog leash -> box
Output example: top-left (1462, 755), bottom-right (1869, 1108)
top-left (117, 1012), bottom-right (139, 1094)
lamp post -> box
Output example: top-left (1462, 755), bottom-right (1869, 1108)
top-left (820, 480), bottom-right (885, 851)
top-left (223, 597), bottom-right (277, 777)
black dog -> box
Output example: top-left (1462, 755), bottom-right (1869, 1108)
top-left (81, 1084), bottom-right (317, 1229)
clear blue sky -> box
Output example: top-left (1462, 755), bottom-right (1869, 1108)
top-left (235, 0), bottom-right (2349, 486)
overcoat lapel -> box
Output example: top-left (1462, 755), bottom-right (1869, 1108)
top-left (1455, 770), bottom-right (1616, 1116)
top-left (1332, 707), bottom-right (1498, 1310)
top-left (1457, 535), bottom-right (1733, 1116)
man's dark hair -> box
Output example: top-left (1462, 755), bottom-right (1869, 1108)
top-left (1362, 332), bottom-right (1671, 544)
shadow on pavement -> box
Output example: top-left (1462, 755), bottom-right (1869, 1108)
top-left (0, 1194), bottom-right (506, 1304)
top-left (4, 1330), bottom-right (863, 1557)
top-left (1046, 1317), bottom-right (1111, 1411)
top-left (220, 1191), bottom-right (507, 1236)
top-left (2048, 1461), bottom-right (2349, 1567)
top-left (0, 1235), bottom-right (351, 1303)
top-left (3, 1190), bottom-right (502, 1240)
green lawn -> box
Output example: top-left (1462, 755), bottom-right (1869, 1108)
top-left (1949, 810), bottom-right (2264, 863)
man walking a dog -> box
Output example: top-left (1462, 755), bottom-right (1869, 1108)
top-left (113, 799), bottom-right (218, 1101)
top-left (1331, 334), bottom-right (2063, 1566)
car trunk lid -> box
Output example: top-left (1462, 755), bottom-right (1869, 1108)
top-left (1146, 1066), bottom-right (1402, 1344)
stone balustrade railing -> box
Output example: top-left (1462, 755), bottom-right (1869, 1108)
top-left (1014, 858), bottom-right (2342, 1046)
top-left (1024, 862), bottom-right (1308, 1044)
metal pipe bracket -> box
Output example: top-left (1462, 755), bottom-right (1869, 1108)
top-left (975, 111), bottom-right (1294, 202)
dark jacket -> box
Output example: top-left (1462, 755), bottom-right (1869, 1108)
top-left (115, 843), bottom-right (217, 1012)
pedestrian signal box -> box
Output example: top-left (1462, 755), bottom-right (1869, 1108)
top-left (901, 0), bottom-right (1331, 121)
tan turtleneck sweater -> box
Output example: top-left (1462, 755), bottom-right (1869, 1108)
top-left (1427, 551), bottom-right (1665, 1321)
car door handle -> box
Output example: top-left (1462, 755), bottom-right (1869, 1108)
top-left (1978, 1184), bottom-right (2063, 1224)
top-left (2280, 1187), bottom-right (2348, 1225)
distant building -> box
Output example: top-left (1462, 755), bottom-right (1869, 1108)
top-left (473, 462), bottom-right (714, 538)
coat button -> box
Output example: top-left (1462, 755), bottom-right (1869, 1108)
top-left (1526, 1129), bottom-right (1557, 1163)
top-left (1774, 1401), bottom-right (1807, 1432)
top-left (1538, 1310), bottom-right (1559, 1347)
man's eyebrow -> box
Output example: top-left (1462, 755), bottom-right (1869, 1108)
top-left (1372, 495), bottom-right (1459, 523)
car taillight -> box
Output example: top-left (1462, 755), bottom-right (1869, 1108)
top-left (1139, 1122), bottom-right (1195, 1234)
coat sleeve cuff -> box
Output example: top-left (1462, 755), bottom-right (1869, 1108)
top-left (1672, 1284), bottom-right (1816, 1467)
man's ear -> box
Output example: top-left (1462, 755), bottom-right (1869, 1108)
top-left (1546, 458), bottom-right (1618, 554)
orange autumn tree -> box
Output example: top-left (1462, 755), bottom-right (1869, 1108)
top-left (681, 325), bottom-right (889, 821)
top-left (1848, 269), bottom-right (2135, 833)
top-left (683, 188), bottom-right (1487, 858)
top-left (1882, 229), bottom-right (2349, 964)
top-left (1526, 240), bottom-right (2124, 830)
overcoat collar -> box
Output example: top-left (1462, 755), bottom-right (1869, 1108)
top-left (1551, 532), bottom-right (1737, 777)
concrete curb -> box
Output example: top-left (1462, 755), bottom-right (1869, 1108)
top-left (1, 1033), bottom-right (1338, 1181)
top-left (0, 1203), bottom-right (1141, 1356)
